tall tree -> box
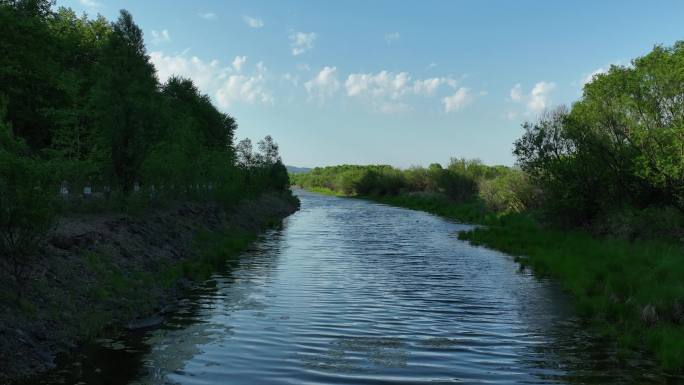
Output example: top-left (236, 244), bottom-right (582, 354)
top-left (90, 10), bottom-right (161, 193)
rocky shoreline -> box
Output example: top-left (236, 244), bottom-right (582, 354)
top-left (0, 193), bottom-right (299, 384)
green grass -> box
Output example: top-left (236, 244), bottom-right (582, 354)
top-left (304, 186), bottom-right (348, 196)
top-left (309, 189), bottom-right (684, 372)
top-left (364, 193), bottom-right (490, 224)
top-left (459, 216), bottom-right (684, 371)
top-left (77, 222), bottom-right (270, 340)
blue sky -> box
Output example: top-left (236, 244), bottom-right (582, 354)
top-left (63, 0), bottom-right (684, 168)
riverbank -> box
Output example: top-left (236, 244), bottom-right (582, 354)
top-left (360, 192), bottom-right (684, 372)
top-left (0, 192), bottom-right (299, 384)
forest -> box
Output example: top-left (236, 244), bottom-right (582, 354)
top-left (292, 41), bottom-right (684, 370)
top-left (0, 0), bottom-right (292, 292)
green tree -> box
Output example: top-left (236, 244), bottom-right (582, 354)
top-left (90, 10), bottom-right (162, 193)
top-left (0, 108), bottom-right (56, 302)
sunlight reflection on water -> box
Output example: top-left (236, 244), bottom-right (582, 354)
top-left (42, 189), bottom-right (676, 385)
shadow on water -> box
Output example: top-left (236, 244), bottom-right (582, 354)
top-left (37, 190), bottom-right (684, 384)
top-left (35, 226), bottom-right (288, 385)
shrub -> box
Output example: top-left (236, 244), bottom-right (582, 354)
top-left (479, 169), bottom-right (538, 214)
top-left (0, 121), bottom-right (57, 301)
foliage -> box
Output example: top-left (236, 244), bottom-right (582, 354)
top-left (0, 1), bottom-right (292, 301)
top-left (0, 1), bottom-right (290, 201)
top-left (459, 216), bottom-right (684, 371)
top-left (515, 42), bottom-right (684, 226)
top-left (478, 169), bottom-right (539, 214)
top-left (0, 111), bottom-right (56, 300)
top-left (291, 160), bottom-right (535, 214)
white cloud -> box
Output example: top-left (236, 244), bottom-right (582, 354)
top-left (508, 81), bottom-right (556, 115)
top-left (149, 51), bottom-right (273, 109)
top-left (150, 51), bottom-right (225, 91)
top-left (345, 71), bottom-right (457, 99)
top-left (232, 55), bottom-right (247, 71)
top-left (216, 74), bottom-right (273, 108)
top-left (151, 29), bottom-right (171, 44)
top-left (242, 15), bottom-right (264, 28)
top-left (79, 0), bottom-right (100, 8)
top-left (199, 12), bottom-right (217, 20)
top-left (509, 83), bottom-right (523, 102)
top-left (427, 62), bottom-right (437, 70)
top-left (581, 67), bottom-right (607, 86)
top-left (304, 66), bottom-right (340, 102)
top-left (345, 71), bottom-right (411, 99)
top-left (528, 82), bottom-right (555, 113)
top-left (290, 32), bottom-right (317, 56)
top-left (385, 31), bottom-right (400, 44)
top-left (413, 77), bottom-right (448, 96)
top-left (443, 87), bottom-right (473, 113)
top-left (343, 70), bottom-right (469, 113)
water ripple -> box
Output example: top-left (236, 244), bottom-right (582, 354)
top-left (42, 190), bottom-right (676, 385)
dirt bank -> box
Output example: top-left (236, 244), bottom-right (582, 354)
top-left (0, 192), bottom-right (299, 384)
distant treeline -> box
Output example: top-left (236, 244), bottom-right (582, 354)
top-left (0, 0), bottom-right (290, 298)
top-left (291, 161), bottom-right (535, 216)
top-left (294, 41), bottom-right (684, 239)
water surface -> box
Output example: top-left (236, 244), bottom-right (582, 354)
top-left (45, 190), bottom-right (672, 384)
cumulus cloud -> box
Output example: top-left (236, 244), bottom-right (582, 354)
top-left (413, 77), bottom-right (448, 96)
top-left (242, 15), bottom-right (264, 28)
top-left (149, 51), bottom-right (273, 109)
top-left (345, 71), bottom-right (411, 99)
top-left (232, 55), bottom-right (247, 71)
top-left (342, 70), bottom-right (467, 113)
top-left (151, 29), bottom-right (171, 44)
top-left (443, 87), bottom-right (473, 113)
top-left (304, 66), bottom-right (340, 101)
top-left (508, 81), bottom-right (556, 115)
top-left (384, 31), bottom-right (400, 44)
top-left (150, 51), bottom-right (225, 91)
top-left (216, 74), bottom-right (273, 108)
top-left (199, 12), bottom-right (217, 20)
top-left (528, 82), bottom-right (555, 112)
top-left (290, 32), bottom-right (317, 56)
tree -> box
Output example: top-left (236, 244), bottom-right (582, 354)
top-left (90, 10), bottom-right (162, 193)
top-left (0, 109), bottom-right (56, 302)
top-left (513, 42), bottom-right (684, 223)
top-left (0, 0), bottom-right (62, 149)
top-left (236, 138), bottom-right (254, 168)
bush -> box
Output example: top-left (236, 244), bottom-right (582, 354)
top-left (0, 122), bottom-right (57, 301)
top-left (478, 169), bottom-right (538, 214)
top-left (593, 205), bottom-right (684, 240)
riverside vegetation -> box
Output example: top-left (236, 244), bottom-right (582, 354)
top-left (0, 1), bottom-right (298, 382)
top-left (292, 41), bottom-right (684, 371)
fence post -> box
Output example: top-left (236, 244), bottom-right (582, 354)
top-left (83, 182), bottom-right (92, 200)
top-left (60, 181), bottom-right (69, 200)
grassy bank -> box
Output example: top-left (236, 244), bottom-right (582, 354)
top-left (0, 192), bottom-right (299, 384)
top-left (359, 192), bottom-right (684, 371)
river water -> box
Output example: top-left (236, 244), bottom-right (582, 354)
top-left (43, 190), bottom-right (673, 384)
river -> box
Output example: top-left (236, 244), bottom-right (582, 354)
top-left (42, 189), bottom-right (671, 384)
